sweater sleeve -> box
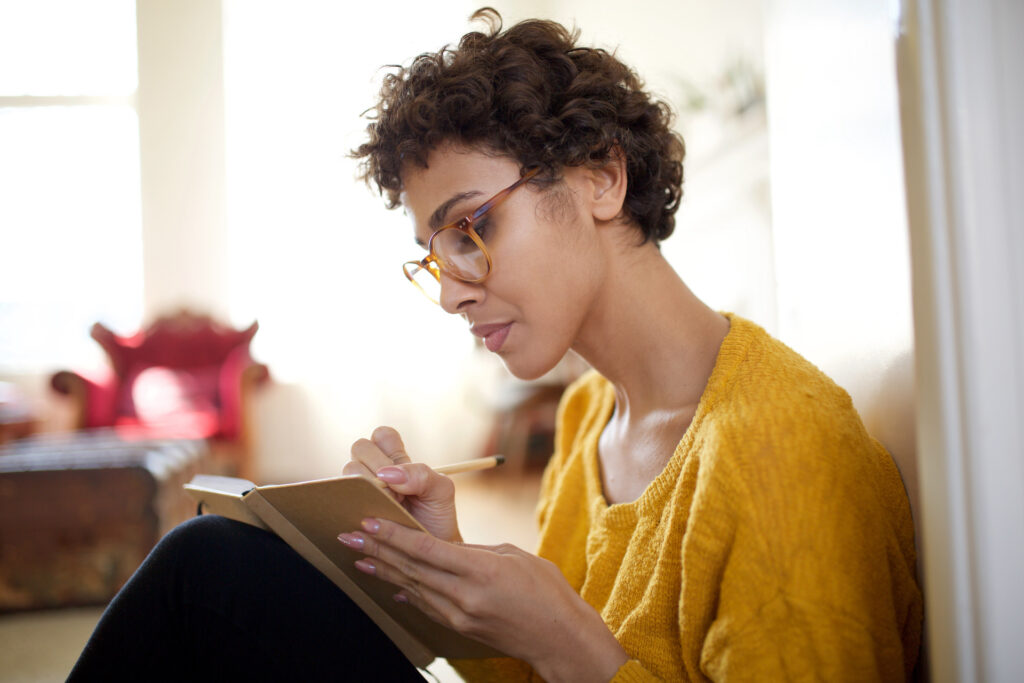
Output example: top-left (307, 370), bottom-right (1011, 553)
top-left (699, 594), bottom-right (908, 682)
top-left (691, 423), bottom-right (921, 681)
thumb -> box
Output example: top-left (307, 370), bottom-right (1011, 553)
top-left (375, 463), bottom-right (454, 503)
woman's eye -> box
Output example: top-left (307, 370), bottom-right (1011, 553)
top-left (473, 217), bottom-right (492, 240)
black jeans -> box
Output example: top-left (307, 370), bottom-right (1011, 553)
top-left (69, 514), bottom-right (424, 682)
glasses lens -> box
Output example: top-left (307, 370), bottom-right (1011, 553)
top-left (433, 228), bottom-right (488, 281)
top-left (405, 262), bottom-right (441, 303)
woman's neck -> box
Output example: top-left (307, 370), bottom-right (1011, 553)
top-left (572, 236), bottom-right (729, 428)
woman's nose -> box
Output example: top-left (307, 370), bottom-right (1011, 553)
top-left (438, 270), bottom-right (482, 314)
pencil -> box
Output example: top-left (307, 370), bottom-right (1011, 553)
top-left (434, 455), bottom-right (506, 475)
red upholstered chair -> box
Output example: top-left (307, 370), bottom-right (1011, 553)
top-left (51, 310), bottom-right (269, 479)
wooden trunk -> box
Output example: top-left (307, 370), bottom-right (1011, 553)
top-left (0, 431), bottom-right (207, 612)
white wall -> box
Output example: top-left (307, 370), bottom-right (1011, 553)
top-left (136, 0), bottom-right (230, 319)
top-left (762, 0), bottom-right (918, 510)
top-left (898, 0), bottom-right (1024, 680)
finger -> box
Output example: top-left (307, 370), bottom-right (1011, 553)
top-left (341, 458), bottom-right (375, 479)
top-left (348, 438), bottom-right (402, 497)
top-left (350, 437), bottom-right (396, 472)
top-left (354, 526), bottom-right (462, 597)
top-left (375, 462), bottom-right (455, 503)
top-left (371, 426), bottom-right (413, 465)
top-left (363, 517), bottom-right (479, 576)
top-left (393, 587), bottom-right (464, 633)
top-left (355, 554), bottom-right (463, 627)
top-left (342, 535), bottom-right (419, 589)
top-left (341, 458), bottom-right (393, 497)
top-left (392, 589), bottom-right (448, 625)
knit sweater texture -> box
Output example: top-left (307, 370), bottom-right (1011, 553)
top-left (450, 314), bottom-right (922, 681)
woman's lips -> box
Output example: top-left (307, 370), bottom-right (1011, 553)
top-left (483, 324), bottom-right (511, 352)
top-left (472, 323), bottom-right (512, 352)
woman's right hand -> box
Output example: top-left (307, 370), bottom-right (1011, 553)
top-left (343, 426), bottom-right (462, 543)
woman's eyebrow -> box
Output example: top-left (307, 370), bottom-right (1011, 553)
top-left (430, 190), bottom-right (483, 230)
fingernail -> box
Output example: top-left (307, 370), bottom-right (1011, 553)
top-left (354, 559), bottom-right (376, 575)
top-left (362, 518), bottom-right (381, 534)
top-left (337, 533), bottom-right (364, 549)
top-left (376, 467), bottom-right (407, 484)
top-left (393, 593), bottom-right (408, 604)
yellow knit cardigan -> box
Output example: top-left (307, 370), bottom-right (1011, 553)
top-left (451, 314), bottom-right (922, 681)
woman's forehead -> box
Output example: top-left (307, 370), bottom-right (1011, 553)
top-left (402, 146), bottom-right (515, 193)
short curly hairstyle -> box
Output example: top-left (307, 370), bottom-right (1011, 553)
top-left (352, 7), bottom-right (686, 244)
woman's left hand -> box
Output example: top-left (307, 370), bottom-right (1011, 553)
top-left (337, 518), bottom-right (628, 683)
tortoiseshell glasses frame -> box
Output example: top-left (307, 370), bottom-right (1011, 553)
top-left (403, 167), bottom-right (540, 304)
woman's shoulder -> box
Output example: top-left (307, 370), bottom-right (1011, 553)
top-left (699, 316), bottom-right (897, 496)
top-left (692, 321), bottom-right (915, 587)
top-left (710, 315), bottom-right (862, 440)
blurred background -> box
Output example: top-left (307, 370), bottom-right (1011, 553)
top-left (0, 0), bottom-right (911, 482)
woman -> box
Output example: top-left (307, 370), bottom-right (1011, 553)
top-left (71, 9), bottom-right (921, 682)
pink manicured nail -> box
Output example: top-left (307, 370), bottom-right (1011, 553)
top-left (337, 533), bottom-right (364, 549)
top-left (393, 593), bottom-right (408, 604)
top-left (376, 467), bottom-right (407, 484)
top-left (362, 518), bottom-right (381, 534)
top-left (354, 559), bottom-right (376, 575)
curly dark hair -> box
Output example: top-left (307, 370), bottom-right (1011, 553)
top-left (352, 8), bottom-right (685, 244)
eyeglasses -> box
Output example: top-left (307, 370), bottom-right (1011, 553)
top-left (403, 167), bottom-right (540, 304)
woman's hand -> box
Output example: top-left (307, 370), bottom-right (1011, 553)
top-left (343, 426), bottom-right (462, 543)
top-left (337, 518), bottom-right (629, 683)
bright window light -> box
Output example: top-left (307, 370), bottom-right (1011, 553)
top-left (0, 0), bottom-right (137, 96)
top-left (0, 1), bottom-right (142, 373)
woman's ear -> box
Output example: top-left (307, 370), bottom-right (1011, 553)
top-left (590, 148), bottom-right (628, 223)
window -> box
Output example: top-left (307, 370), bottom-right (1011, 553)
top-left (0, 1), bottom-right (143, 372)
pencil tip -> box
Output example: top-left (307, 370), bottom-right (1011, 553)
top-left (494, 454), bottom-right (506, 465)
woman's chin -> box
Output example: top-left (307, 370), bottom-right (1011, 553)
top-left (499, 353), bottom-right (562, 382)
